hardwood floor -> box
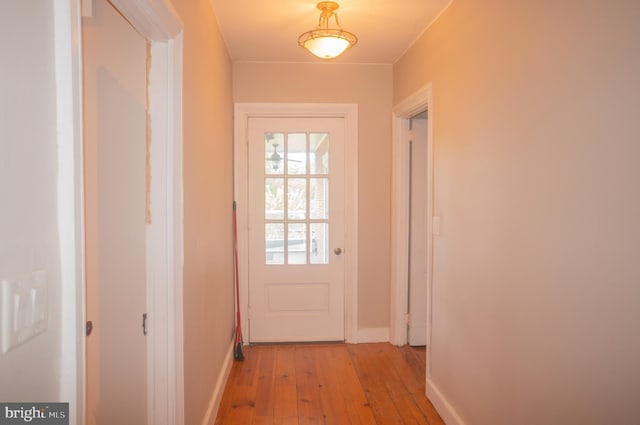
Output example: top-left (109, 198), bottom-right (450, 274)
top-left (214, 343), bottom-right (445, 424)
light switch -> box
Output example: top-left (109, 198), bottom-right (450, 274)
top-left (32, 287), bottom-right (46, 323)
top-left (1, 270), bottom-right (48, 354)
top-left (13, 293), bottom-right (22, 332)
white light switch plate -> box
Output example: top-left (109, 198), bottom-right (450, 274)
top-left (1, 270), bottom-right (48, 354)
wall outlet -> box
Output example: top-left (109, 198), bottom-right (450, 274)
top-left (1, 270), bottom-right (48, 354)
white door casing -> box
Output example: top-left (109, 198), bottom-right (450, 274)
top-left (234, 103), bottom-right (358, 344)
top-left (390, 85), bottom-right (433, 353)
top-left (55, 2), bottom-right (86, 422)
top-left (248, 117), bottom-right (345, 342)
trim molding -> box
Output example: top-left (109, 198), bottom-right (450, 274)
top-left (145, 35), bottom-right (185, 425)
top-left (55, 1), bottom-right (86, 423)
top-left (390, 85), bottom-right (433, 347)
top-left (427, 379), bottom-right (467, 425)
top-left (234, 103), bottom-right (359, 344)
top-left (110, 0), bottom-right (182, 40)
top-left (201, 338), bottom-right (235, 425)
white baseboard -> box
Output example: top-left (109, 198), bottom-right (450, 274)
top-left (201, 338), bottom-right (235, 425)
top-left (426, 378), bottom-right (467, 425)
top-left (355, 327), bottom-right (389, 343)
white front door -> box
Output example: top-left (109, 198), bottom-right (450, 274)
top-left (248, 117), bottom-right (345, 342)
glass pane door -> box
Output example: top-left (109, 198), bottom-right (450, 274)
top-left (248, 116), bottom-right (345, 343)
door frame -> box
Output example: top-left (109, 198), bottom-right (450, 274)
top-left (234, 103), bottom-right (359, 343)
top-left (83, 0), bottom-right (185, 423)
top-left (55, 2), bottom-right (86, 423)
top-left (390, 85), bottom-right (434, 351)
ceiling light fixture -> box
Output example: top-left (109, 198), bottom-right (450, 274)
top-left (298, 1), bottom-right (358, 59)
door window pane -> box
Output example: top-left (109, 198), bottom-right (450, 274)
top-left (261, 131), bottom-right (333, 266)
top-left (287, 178), bottom-right (307, 220)
top-left (310, 133), bottom-right (329, 174)
top-left (265, 178), bottom-right (284, 219)
top-left (310, 178), bottom-right (328, 219)
top-left (288, 223), bottom-right (307, 265)
top-left (265, 133), bottom-right (284, 175)
top-left (287, 133), bottom-right (307, 175)
top-left (265, 223), bottom-right (284, 264)
top-left (310, 223), bottom-right (329, 264)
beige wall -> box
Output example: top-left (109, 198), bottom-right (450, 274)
top-left (234, 62), bottom-right (393, 329)
top-left (169, 0), bottom-right (235, 423)
top-left (394, 0), bottom-right (640, 424)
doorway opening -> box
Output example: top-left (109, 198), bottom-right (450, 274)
top-left (234, 103), bottom-right (359, 343)
top-left (81, 0), bottom-right (184, 423)
top-left (407, 111), bottom-right (429, 346)
top-left (390, 85), bottom-right (433, 355)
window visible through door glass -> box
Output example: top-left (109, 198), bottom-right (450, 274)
top-left (263, 131), bottom-right (330, 265)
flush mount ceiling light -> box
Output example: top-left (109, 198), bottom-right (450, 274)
top-left (298, 1), bottom-right (358, 59)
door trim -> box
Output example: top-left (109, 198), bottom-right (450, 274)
top-left (104, 1), bottom-right (184, 424)
top-left (234, 103), bottom-right (359, 343)
top-left (390, 85), bottom-right (433, 354)
top-left (55, 2), bottom-right (85, 423)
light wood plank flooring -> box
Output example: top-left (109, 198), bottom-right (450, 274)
top-left (215, 343), bottom-right (445, 424)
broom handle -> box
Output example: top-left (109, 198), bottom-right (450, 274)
top-left (233, 202), bottom-right (241, 326)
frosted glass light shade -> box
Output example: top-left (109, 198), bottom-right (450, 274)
top-left (301, 34), bottom-right (352, 59)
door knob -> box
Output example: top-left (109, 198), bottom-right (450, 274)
top-left (334, 247), bottom-right (343, 255)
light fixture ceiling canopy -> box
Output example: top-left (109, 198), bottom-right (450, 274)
top-left (298, 1), bottom-right (358, 60)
